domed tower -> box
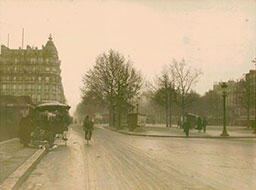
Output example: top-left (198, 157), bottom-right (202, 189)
top-left (43, 34), bottom-right (58, 58)
top-left (41, 34), bottom-right (65, 103)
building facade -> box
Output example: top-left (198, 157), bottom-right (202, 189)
top-left (245, 70), bottom-right (256, 117)
top-left (0, 35), bottom-right (65, 104)
top-left (246, 70), bottom-right (256, 95)
top-left (211, 72), bottom-right (256, 126)
top-left (213, 80), bottom-right (246, 125)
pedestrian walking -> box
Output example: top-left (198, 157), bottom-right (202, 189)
top-left (48, 114), bottom-right (57, 149)
top-left (83, 116), bottom-right (94, 141)
top-left (196, 117), bottom-right (202, 132)
top-left (177, 118), bottom-right (182, 128)
top-left (41, 113), bottom-right (54, 149)
top-left (18, 113), bottom-right (32, 147)
top-left (202, 117), bottom-right (208, 133)
top-left (183, 119), bottom-right (191, 138)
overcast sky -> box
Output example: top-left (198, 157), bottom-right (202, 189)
top-left (0, 0), bottom-right (256, 114)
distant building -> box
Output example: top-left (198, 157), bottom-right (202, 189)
top-left (245, 70), bottom-right (256, 92)
top-left (213, 80), bottom-right (236, 95)
top-left (245, 70), bottom-right (256, 118)
top-left (213, 80), bottom-right (243, 125)
top-left (0, 35), bottom-right (65, 104)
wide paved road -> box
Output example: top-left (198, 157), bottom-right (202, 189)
top-left (20, 125), bottom-right (256, 190)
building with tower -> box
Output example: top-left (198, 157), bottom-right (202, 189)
top-left (0, 35), bottom-right (66, 104)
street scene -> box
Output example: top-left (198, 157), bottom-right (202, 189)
top-left (19, 125), bottom-right (256, 190)
top-left (1, 0), bottom-right (256, 190)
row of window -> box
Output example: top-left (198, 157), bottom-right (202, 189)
top-left (1, 65), bottom-right (60, 73)
top-left (1, 92), bottom-right (63, 98)
top-left (0, 57), bottom-right (58, 64)
top-left (34, 94), bottom-right (64, 103)
top-left (2, 88), bottom-right (62, 93)
top-left (1, 84), bottom-right (63, 91)
top-left (1, 91), bottom-right (64, 102)
top-left (1, 76), bottom-right (61, 83)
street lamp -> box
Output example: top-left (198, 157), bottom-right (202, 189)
top-left (220, 82), bottom-right (229, 136)
top-left (252, 58), bottom-right (256, 134)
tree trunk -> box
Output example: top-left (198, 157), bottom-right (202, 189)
top-left (112, 106), bottom-right (116, 128)
top-left (247, 84), bottom-right (250, 128)
top-left (109, 105), bottom-right (113, 127)
top-left (182, 95), bottom-right (185, 123)
top-left (165, 92), bottom-right (169, 127)
top-left (247, 106), bottom-right (250, 128)
top-left (169, 91), bottom-right (172, 127)
top-left (117, 107), bottom-right (122, 129)
top-left (247, 92), bottom-right (250, 128)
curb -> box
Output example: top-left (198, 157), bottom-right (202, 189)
top-left (0, 138), bottom-right (19, 145)
top-left (106, 127), bottom-right (256, 139)
top-left (0, 148), bottom-right (48, 190)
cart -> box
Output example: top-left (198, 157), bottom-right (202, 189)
top-left (32, 102), bottom-right (71, 148)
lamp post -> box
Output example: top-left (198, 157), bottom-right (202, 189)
top-left (252, 58), bottom-right (256, 134)
top-left (220, 82), bottom-right (229, 136)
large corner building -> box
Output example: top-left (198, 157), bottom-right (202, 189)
top-left (0, 35), bottom-right (65, 104)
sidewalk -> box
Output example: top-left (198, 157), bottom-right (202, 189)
top-left (0, 138), bottom-right (47, 190)
top-left (108, 125), bottom-right (256, 138)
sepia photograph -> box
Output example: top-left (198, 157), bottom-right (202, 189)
top-left (0, 0), bottom-right (256, 189)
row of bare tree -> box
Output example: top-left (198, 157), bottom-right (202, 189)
top-left (75, 49), bottom-right (255, 128)
top-left (75, 49), bottom-right (205, 128)
top-left (147, 76), bottom-right (252, 127)
top-left (149, 59), bottom-right (202, 127)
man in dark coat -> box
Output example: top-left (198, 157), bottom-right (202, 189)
top-left (183, 119), bottom-right (191, 138)
top-left (83, 116), bottom-right (94, 140)
top-left (18, 114), bottom-right (32, 147)
top-left (196, 117), bottom-right (202, 132)
top-left (202, 117), bottom-right (208, 133)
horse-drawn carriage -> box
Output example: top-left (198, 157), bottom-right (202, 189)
top-left (178, 113), bottom-right (199, 129)
top-left (31, 102), bottom-right (71, 149)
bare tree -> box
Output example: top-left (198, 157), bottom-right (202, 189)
top-left (199, 90), bottom-right (222, 123)
top-left (81, 49), bottom-right (143, 128)
top-left (170, 59), bottom-right (202, 121)
top-left (150, 66), bottom-right (176, 127)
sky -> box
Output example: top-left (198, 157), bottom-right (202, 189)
top-left (0, 0), bottom-right (256, 114)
